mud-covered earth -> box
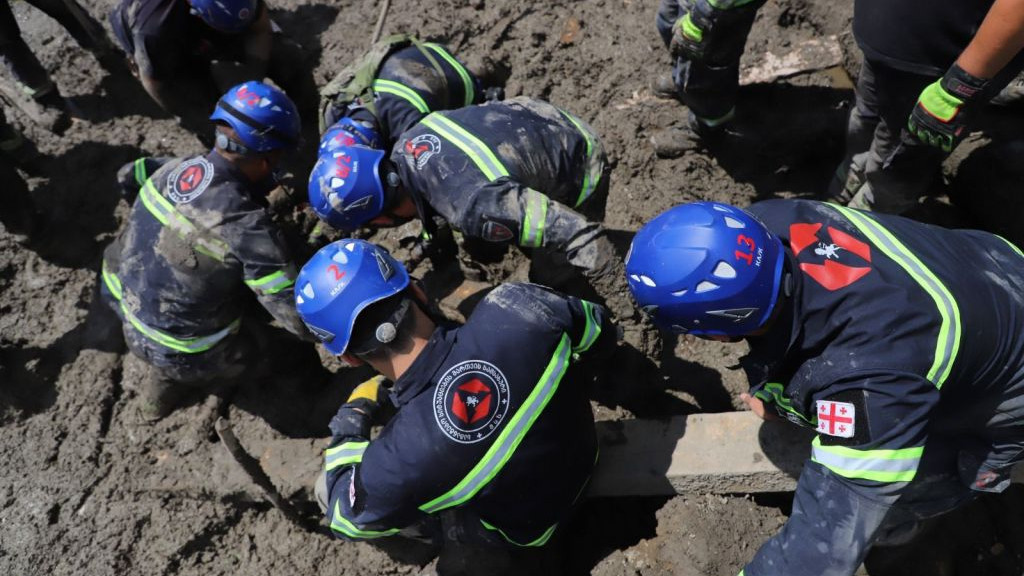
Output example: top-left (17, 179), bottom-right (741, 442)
top-left (3, 0), bottom-right (1024, 575)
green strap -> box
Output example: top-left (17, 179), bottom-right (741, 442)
top-left (101, 259), bottom-right (123, 301)
top-left (423, 43), bottom-right (475, 106)
top-left (330, 500), bottom-right (400, 539)
top-left (133, 158), bottom-right (148, 186)
top-left (139, 179), bottom-right (230, 262)
top-left (419, 334), bottom-right (573, 514)
top-left (918, 80), bottom-right (963, 123)
top-left (419, 113), bottom-right (510, 181)
top-left (830, 206), bottom-right (961, 388)
top-left (520, 189), bottom-right (549, 248)
top-left (557, 109), bottom-right (603, 207)
top-left (372, 79), bottom-right (430, 114)
top-left (325, 441), bottom-right (369, 471)
top-left (811, 436), bottom-right (923, 483)
top-left (480, 519), bottom-right (558, 547)
top-left (573, 300), bottom-right (602, 354)
top-left (245, 269), bottom-right (295, 296)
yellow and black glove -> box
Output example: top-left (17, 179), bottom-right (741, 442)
top-left (328, 375), bottom-right (389, 439)
top-left (908, 63), bottom-right (989, 153)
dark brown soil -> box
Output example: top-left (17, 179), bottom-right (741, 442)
top-left (2, 0), bottom-right (1023, 575)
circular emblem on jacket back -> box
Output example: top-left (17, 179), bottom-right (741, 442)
top-left (168, 157), bottom-right (214, 204)
top-left (433, 360), bottom-right (510, 444)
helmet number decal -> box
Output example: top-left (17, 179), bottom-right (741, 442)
top-left (326, 264), bottom-right (345, 282)
top-left (735, 234), bottom-right (757, 266)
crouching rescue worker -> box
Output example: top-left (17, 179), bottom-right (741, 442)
top-left (626, 199), bottom-right (1024, 575)
top-left (109, 0), bottom-right (316, 139)
top-left (294, 239), bottom-right (615, 550)
top-left (308, 97), bottom-right (618, 294)
top-left (100, 81), bottom-right (312, 420)
top-left (318, 34), bottom-right (484, 150)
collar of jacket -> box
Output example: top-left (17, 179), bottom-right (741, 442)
top-left (390, 323), bottom-right (458, 407)
top-left (205, 149), bottom-right (278, 200)
top-left (741, 250), bottom-right (804, 389)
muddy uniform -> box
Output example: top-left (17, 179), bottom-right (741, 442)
top-left (737, 199), bottom-right (1024, 576)
top-left (833, 0), bottom-right (1024, 213)
top-left (321, 38), bottom-right (481, 147)
top-left (392, 97), bottom-right (611, 276)
top-left (323, 283), bottom-right (614, 546)
top-left (100, 153), bottom-right (307, 385)
top-left (109, 0), bottom-right (312, 131)
top-left (655, 0), bottom-right (767, 123)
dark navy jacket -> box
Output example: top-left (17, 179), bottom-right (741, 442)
top-left (391, 97), bottom-right (607, 271)
top-left (740, 199), bottom-right (1024, 576)
top-left (323, 283), bottom-right (614, 546)
top-left (106, 153), bottom-right (306, 357)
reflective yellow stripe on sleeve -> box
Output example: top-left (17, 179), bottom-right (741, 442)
top-left (811, 437), bottom-right (923, 483)
top-left (557, 109), bottom-right (603, 207)
top-left (324, 441), bottom-right (368, 471)
top-left (330, 500), bottom-right (400, 539)
top-left (139, 179), bottom-right (230, 262)
top-left (245, 269), bottom-right (295, 296)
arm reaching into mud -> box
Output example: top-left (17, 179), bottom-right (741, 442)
top-left (956, 0), bottom-right (1024, 79)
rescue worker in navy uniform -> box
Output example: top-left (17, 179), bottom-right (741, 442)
top-left (626, 199), bottom-right (1024, 575)
top-left (650, 0), bottom-right (767, 157)
top-left (318, 35), bottom-right (484, 151)
top-left (828, 0), bottom-right (1024, 213)
top-left (109, 0), bottom-right (315, 139)
top-left (307, 97), bottom-right (624, 309)
top-left (100, 81), bottom-right (312, 420)
top-left (293, 239), bottom-right (615, 552)
top-left (0, 0), bottom-right (118, 132)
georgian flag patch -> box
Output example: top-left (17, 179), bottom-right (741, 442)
top-left (816, 399), bottom-right (855, 438)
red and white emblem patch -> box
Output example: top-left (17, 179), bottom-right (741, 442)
top-left (816, 399), bottom-right (855, 438)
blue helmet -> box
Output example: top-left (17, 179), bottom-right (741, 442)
top-left (625, 202), bottom-right (785, 337)
top-left (307, 145), bottom-right (387, 230)
top-left (319, 118), bottom-right (382, 155)
top-left (209, 81), bottom-right (300, 153)
top-left (188, 0), bottom-right (258, 33)
top-left (295, 239), bottom-right (410, 355)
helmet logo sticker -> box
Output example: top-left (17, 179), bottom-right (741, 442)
top-left (374, 251), bottom-right (394, 281)
top-left (482, 220), bottom-right (514, 243)
top-left (404, 134), bottom-right (441, 169)
top-left (433, 360), bottom-right (510, 444)
top-left (168, 157), bottom-right (214, 204)
top-left (790, 223), bottom-right (872, 291)
top-left (706, 308), bottom-right (759, 322)
top-left (342, 195), bottom-right (373, 213)
top-left (734, 233), bottom-right (762, 266)
top-left (327, 262), bottom-right (348, 297)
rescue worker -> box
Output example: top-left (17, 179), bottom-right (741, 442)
top-left (108, 0), bottom-right (316, 139)
top-left (100, 81), bottom-right (312, 420)
top-left (0, 0), bottom-right (119, 132)
top-left (318, 35), bottom-right (485, 152)
top-left (828, 0), bottom-right (1024, 213)
top-left (650, 0), bottom-right (767, 157)
top-left (307, 97), bottom-right (616, 292)
top-left (294, 239), bottom-right (615, 550)
top-left (626, 199), bottom-right (1024, 575)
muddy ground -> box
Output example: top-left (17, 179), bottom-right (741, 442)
top-left (2, 0), bottom-right (1024, 574)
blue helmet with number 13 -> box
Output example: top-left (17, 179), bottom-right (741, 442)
top-left (625, 202), bottom-right (784, 336)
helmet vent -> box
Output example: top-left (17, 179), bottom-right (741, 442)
top-left (712, 261), bottom-right (737, 279)
top-left (695, 281), bottom-right (719, 293)
top-left (296, 295), bottom-right (304, 304)
top-left (331, 251), bottom-right (349, 265)
top-left (713, 205), bottom-right (730, 212)
top-left (345, 242), bottom-right (357, 252)
top-left (723, 216), bottom-right (745, 229)
top-left (671, 289), bottom-right (688, 297)
top-left (638, 275), bottom-right (657, 287)
top-left (302, 282), bottom-right (315, 299)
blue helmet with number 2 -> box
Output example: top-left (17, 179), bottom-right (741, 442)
top-left (625, 202), bottom-right (784, 337)
top-left (295, 240), bottom-right (410, 355)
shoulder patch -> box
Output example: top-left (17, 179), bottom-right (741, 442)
top-left (816, 399), bottom-right (855, 438)
top-left (403, 134), bottom-right (441, 169)
top-left (481, 219), bottom-right (514, 243)
top-left (168, 157), bottom-right (214, 204)
top-left (433, 360), bottom-right (510, 444)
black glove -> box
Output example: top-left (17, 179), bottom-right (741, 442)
top-left (907, 63), bottom-right (989, 152)
top-left (669, 0), bottom-right (717, 62)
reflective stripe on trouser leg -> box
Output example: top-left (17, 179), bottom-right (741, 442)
top-left (423, 43), bottom-right (475, 106)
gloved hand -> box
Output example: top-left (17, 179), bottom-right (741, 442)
top-left (908, 63), bottom-right (989, 152)
top-left (328, 375), bottom-right (389, 439)
top-left (670, 7), bottom-right (711, 61)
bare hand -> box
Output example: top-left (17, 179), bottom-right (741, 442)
top-left (740, 392), bottom-right (778, 421)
